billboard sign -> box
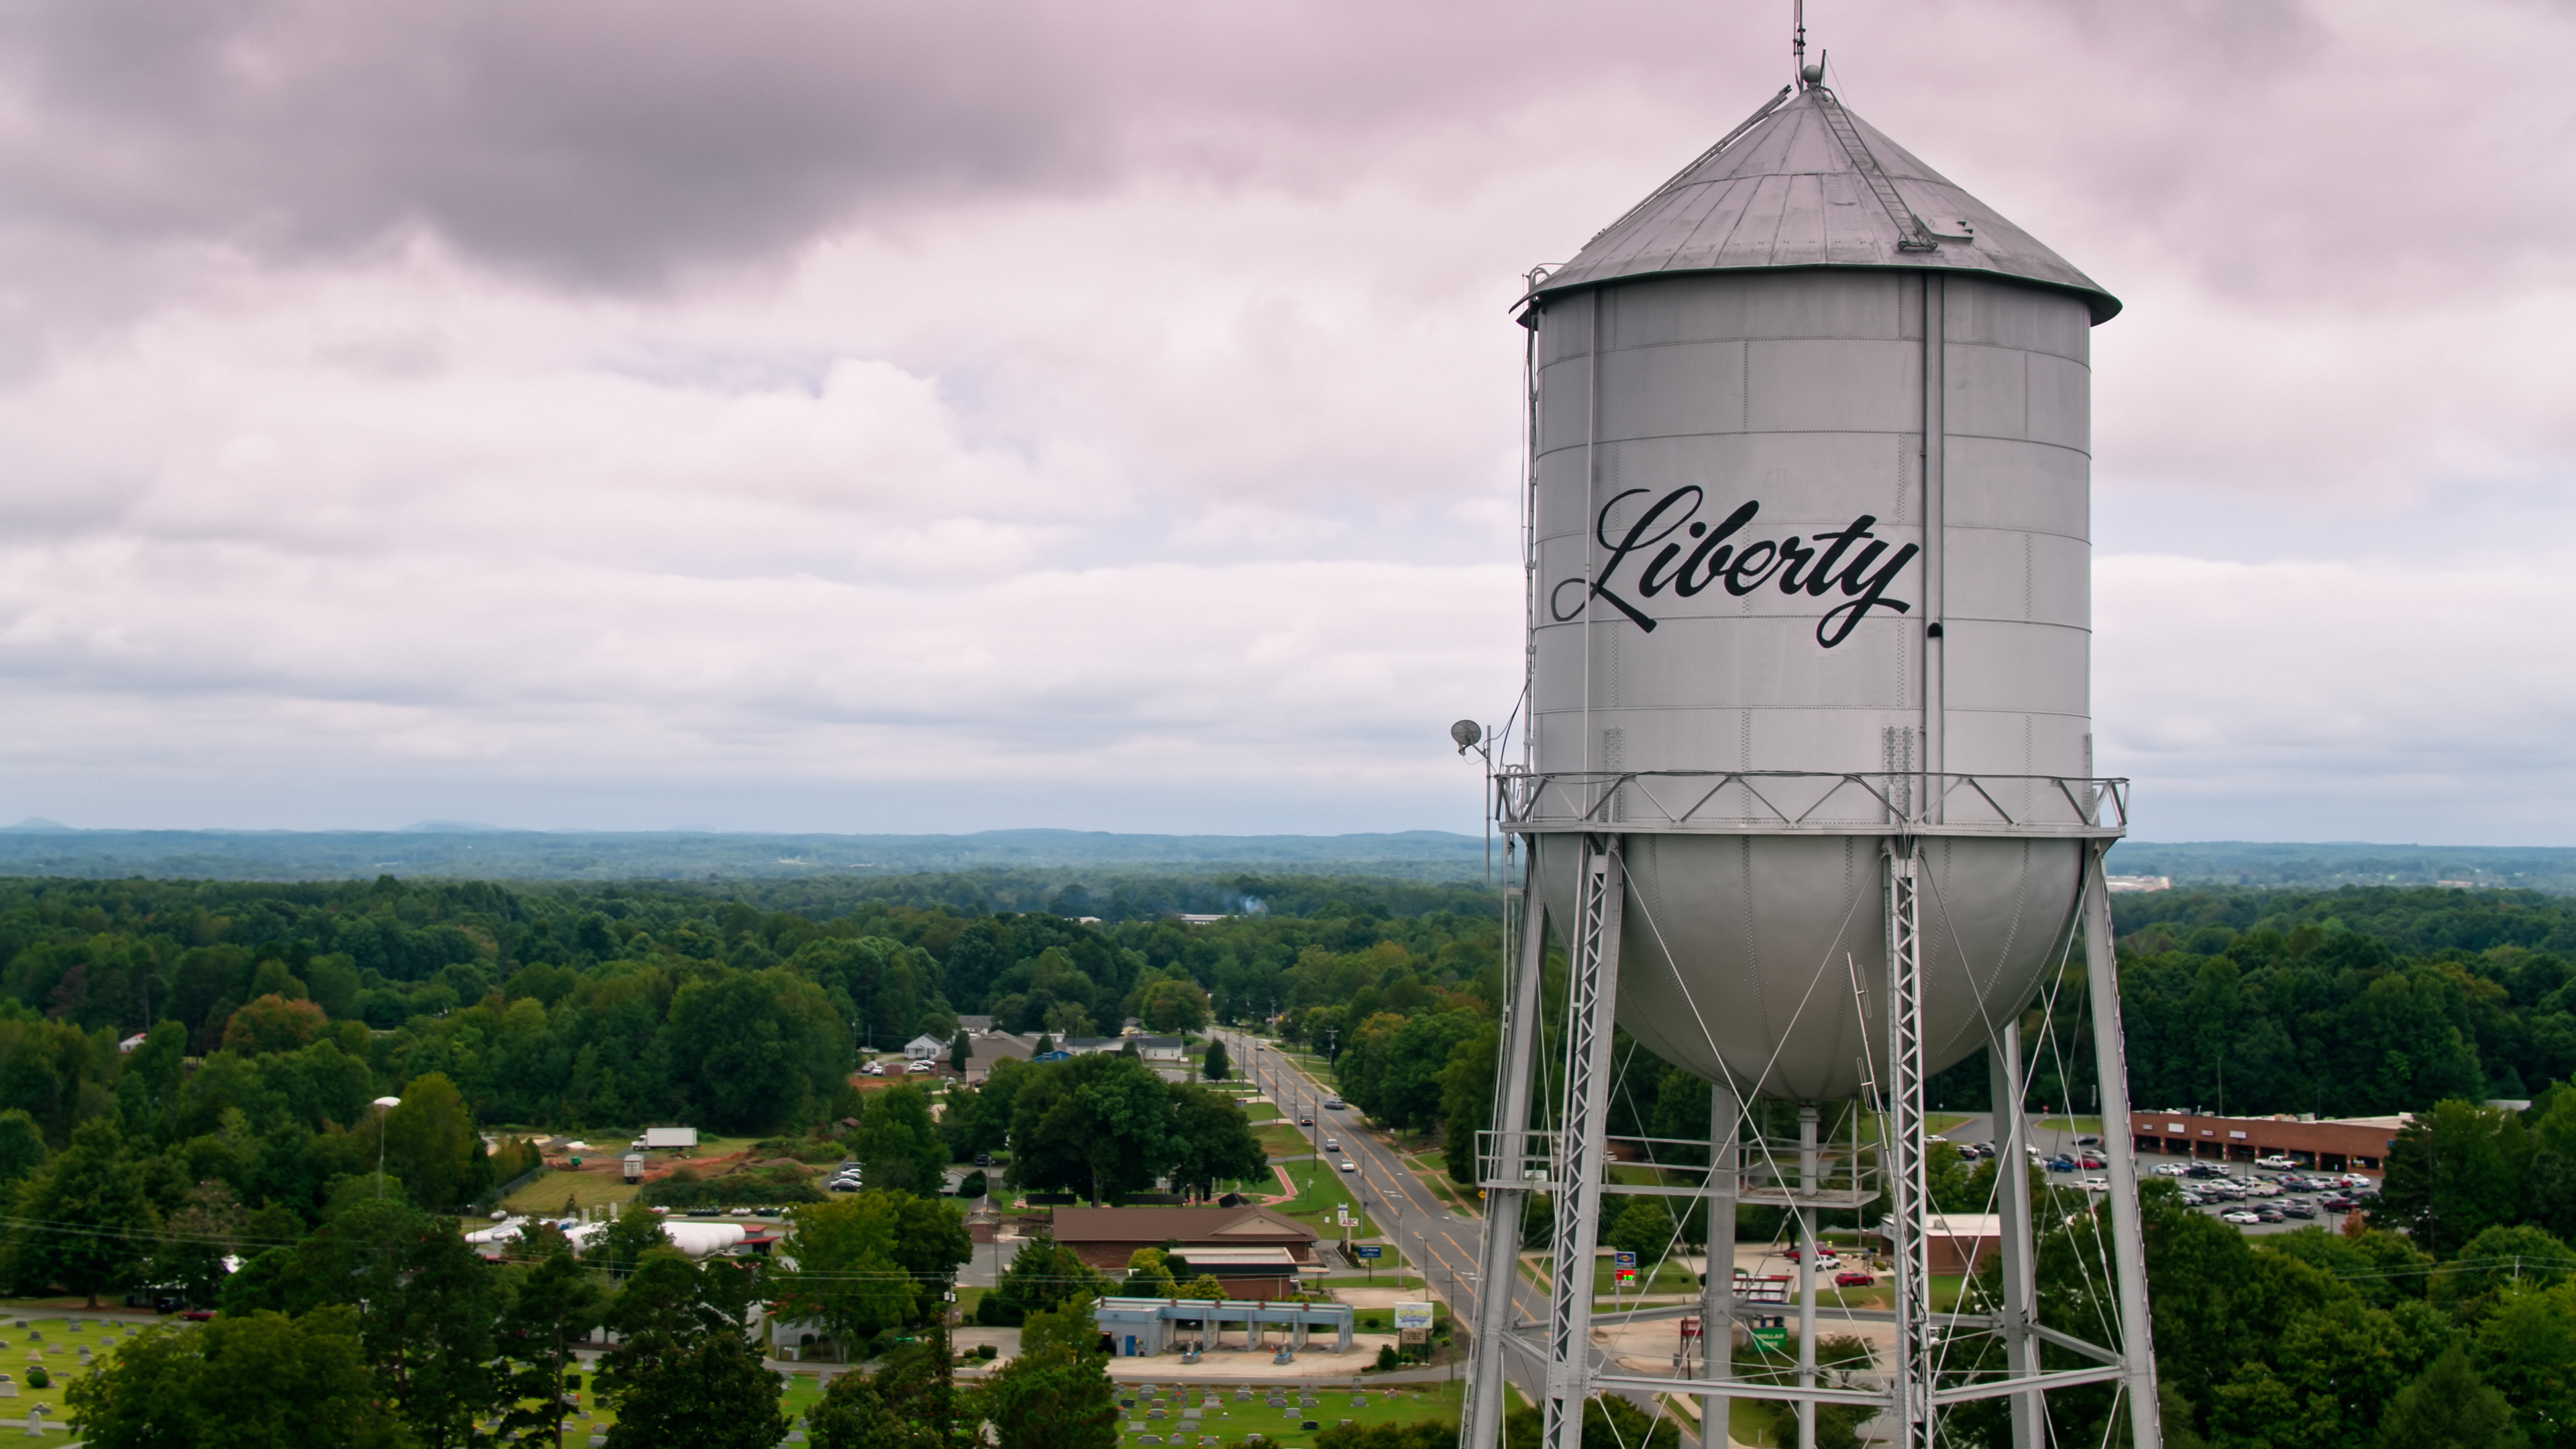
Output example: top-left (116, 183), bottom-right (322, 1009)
top-left (1354, 1245), bottom-right (1382, 1260)
top-left (1393, 1303), bottom-right (1435, 1332)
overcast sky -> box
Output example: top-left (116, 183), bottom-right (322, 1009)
top-left (0, 0), bottom-right (2565, 843)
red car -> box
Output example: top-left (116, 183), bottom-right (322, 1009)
top-left (1833, 1271), bottom-right (1875, 1288)
top-left (2075, 1155), bottom-right (2106, 1169)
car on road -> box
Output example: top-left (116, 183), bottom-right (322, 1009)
top-left (1338, 1159), bottom-right (1357, 1173)
top-left (2220, 1210), bottom-right (2260, 1225)
top-left (1834, 1271), bottom-right (1875, 1288)
top-left (1324, 1099), bottom-right (1345, 1110)
top-left (1298, 1114), bottom-right (1314, 1126)
top-left (1324, 1138), bottom-right (1339, 1152)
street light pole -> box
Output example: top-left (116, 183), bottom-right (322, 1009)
top-left (371, 1095), bottom-right (402, 1200)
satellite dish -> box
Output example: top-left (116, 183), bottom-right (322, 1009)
top-left (1450, 720), bottom-right (1483, 754)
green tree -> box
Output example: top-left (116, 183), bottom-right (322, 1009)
top-left (2475, 1281), bottom-right (2576, 1449)
top-left (1164, 1083), bottom-right (1265, 1201)
top-left (1201, 1036), bottom-right (1230, 1082)
top-left (586, 1201), bottom-right (672, 1278)
top-left (777, 1193), bottom-right (918, 1353)
top-left (148, 1179), bottom-right (249, 1308)
top-left (1140, 979), bottom-right (1210, 1034)
top-left (11, 1116), bottom-right (154, 1307)
top-left (1502, 1391), bottom-right (1680, 1448)
top-left (224, 994), bottom-right (330, 1055)
top-left (0, 1108), bottom-right (48, 1187)
top-left (972, 1295), bottom-right (1116, 1449)
top-left (382, 1072), bottom-right (478, 1211)
top-left (494, 1248), bottom-right (605, 1448)
top-left (2383, 1101), bottom-right (2532, 1257)
top-left (597, 1250), bottom-right (788, 1449)
top-left (850, 1083), bottom-right (950, 1195)
top-left (66, 1308), bottom-right (409, 1448)
top-left (808, 1334), bottom-right (954, 1449)
top-left (665, 968), bottom-right (849, 1134)
top-left (2377, 1346), bottom-right (2526, 1449)
top-left (981, 1237), bottom-right (1111, 1326)
top-left (1439, 1020), bottom-right (1497, 1186)
top-left (951, 1029), bottom-right (973, 1076)
top-left (1009, 1053), bottom-right (1175, 1203)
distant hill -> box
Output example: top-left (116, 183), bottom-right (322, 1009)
top-left (0, 824), bottom-right (2563, 893)
top-left (2104, 840), bottom-right (2576, 894)
top-left (0, 826), bottom-right (1496, 883)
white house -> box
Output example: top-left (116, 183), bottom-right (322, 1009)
top-left (904, 1033), bottom-right (949, 1061)
top-left (1134, 1037), bottom-right (1187, 1063)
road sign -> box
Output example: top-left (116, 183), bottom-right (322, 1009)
top-left (1679, 1318), bottom-right (1701, 1339)
top-left (1393, 1302), bottom-right (1434, 1331)
top-left (1613, 1251), bottom-right (1636, 1268)
top-left (1615, 1269), bottom-right (1636, 1287)
top-left (1354, 1245), bottom-right (1383, 1260)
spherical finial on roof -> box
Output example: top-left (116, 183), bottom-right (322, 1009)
top-left (1800, 63), bottom-right (1823, 85)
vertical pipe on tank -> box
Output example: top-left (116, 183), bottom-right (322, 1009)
top-left (1919, 275), bottom-right (1947, 819)
top-left (1546, 837), bottom-right (1628, 1449)
top-left (1988, 1022), bottom-right (2041, 1449)
top-left (1795, 1103), bottom-right (1820, 1449)
top-left (2081, 849), bottom-right (2163, 1449)
top-left (1464, 869), bottom-right (1552, 1449)
top-left (1699, 1083), bottom-right (1739, 1440)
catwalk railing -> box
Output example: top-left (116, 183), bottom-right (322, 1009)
top-left (1497, 769), bottom-right (2128, 837)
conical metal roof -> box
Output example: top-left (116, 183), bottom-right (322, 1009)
top-left (1532, 85), bottom-right (2119, 323)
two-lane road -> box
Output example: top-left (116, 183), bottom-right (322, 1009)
top-left (1220, 1030), bottom-right (1706, 1448)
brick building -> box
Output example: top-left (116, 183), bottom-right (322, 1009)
top-left (1049, 1205), bottom-right (1320, 1300)
top-left (2127, 1111), bottom-right (2407, 1173)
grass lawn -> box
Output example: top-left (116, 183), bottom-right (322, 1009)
top-left (502, 1168), bottom-right (640, 1215)
top-left (1240, 1101), bottom-right (1281, 1124)
top-left (1258, 1125), bottom-right (1315, 1158)
top-left (1127, 1377), bottom-right (1459, 1449)
top-left (1591, 1258), bottom-right (1700, 1297)
top-left (2035, 1116), bottom-right (2104, 1134)
top-left (1405, 1149), bottom-right (1446, 1172)
top-left (1923, 1112), bottom-right (1977, 1134)
top-left (1271, 1163), bottom-right (1378, 1240)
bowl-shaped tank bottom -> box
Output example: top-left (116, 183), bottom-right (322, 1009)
top-left (1532, 832), bottom-right (2084, 1102)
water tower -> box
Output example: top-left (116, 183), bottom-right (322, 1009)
top-left (1461, 53), bottom-right (2160, 1449)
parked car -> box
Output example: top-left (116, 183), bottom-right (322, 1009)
top-left (2221, 1210), bottom-right (2260, 1225)
top-left (1834, 1271), bottom-right (1875, 1288)
top-left (2154, 1164), bottom-right (2190, 1177)
top-left (2080, 1177), bottom-right (2110, 1192)
top-left (2074, 1154), bottom-right (2106, 1170)
top-left (2254, 1207), bottom-right (2285, 1224)
top-left (2178, 1192), bottom-right (2205, 1207)
top-left (2280, 1201), bottom-right (2317, 1220)
top-left (2046, 1155), bottom-right (2076, 1172)
top-left (2074, 1135), bottom-right (2101, 1147)
top-left (2186, 1163), bottom-right (2224, 1179)
top-left (2256, 1155), bottom-right (2298, 1171)
top-left (2338, 1173), bottom-right (2375, 1188)
top-left (2319, 1195), bottom-right (2357, 1212)
top-left (972, 1152), bottom-right (992, 1167)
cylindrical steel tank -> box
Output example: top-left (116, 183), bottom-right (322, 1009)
top-left (1519, 85), bottom-right (2120, 1101)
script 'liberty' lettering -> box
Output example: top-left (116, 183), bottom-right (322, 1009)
top-left (1549, 486), bottom-right (1921, 649)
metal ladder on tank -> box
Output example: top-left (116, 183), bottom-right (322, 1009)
top-left (1813, 89), bottom-right (1942, 253)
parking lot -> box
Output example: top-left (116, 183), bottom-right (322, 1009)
top-left (1936, 1116), bottom-right (2381, 1238)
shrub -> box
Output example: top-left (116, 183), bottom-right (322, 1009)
top-left (25, 1366), bottom-right (46, 1390)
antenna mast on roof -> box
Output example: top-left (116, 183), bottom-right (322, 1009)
top-left (1792, 0), bottom-right (1808, 87)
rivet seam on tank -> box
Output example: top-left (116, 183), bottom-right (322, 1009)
top-left (1550, 484), bottom-right (1921, 647)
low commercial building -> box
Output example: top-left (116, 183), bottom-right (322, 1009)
top-left (1869, 1215), bottom-right (2002, 1275)
top-left (1052, 1205), bottom-right (1320, 1299)
top-left (2127, 1111), bottom-right (2405, 1173)
top-left (1091, 1297), bottom-right (1353, 1358)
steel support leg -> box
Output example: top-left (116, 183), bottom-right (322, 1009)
top-left (1988, 1020), bottom-right (2041, 1449)
top-left (1464, 866), bottom-right (1551, 1449)
top-left (1546, 835), bottom-right (1627, 1449)
top-left (1699, 1083), bottom-right (1739, 1444)
top-left (1796, 1104), bottom-right (1820, 1449)
top-left (1885, 842), bottom-right (1934, 1449)
top-left (2082, 848), bottom-right (2164, 1449)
